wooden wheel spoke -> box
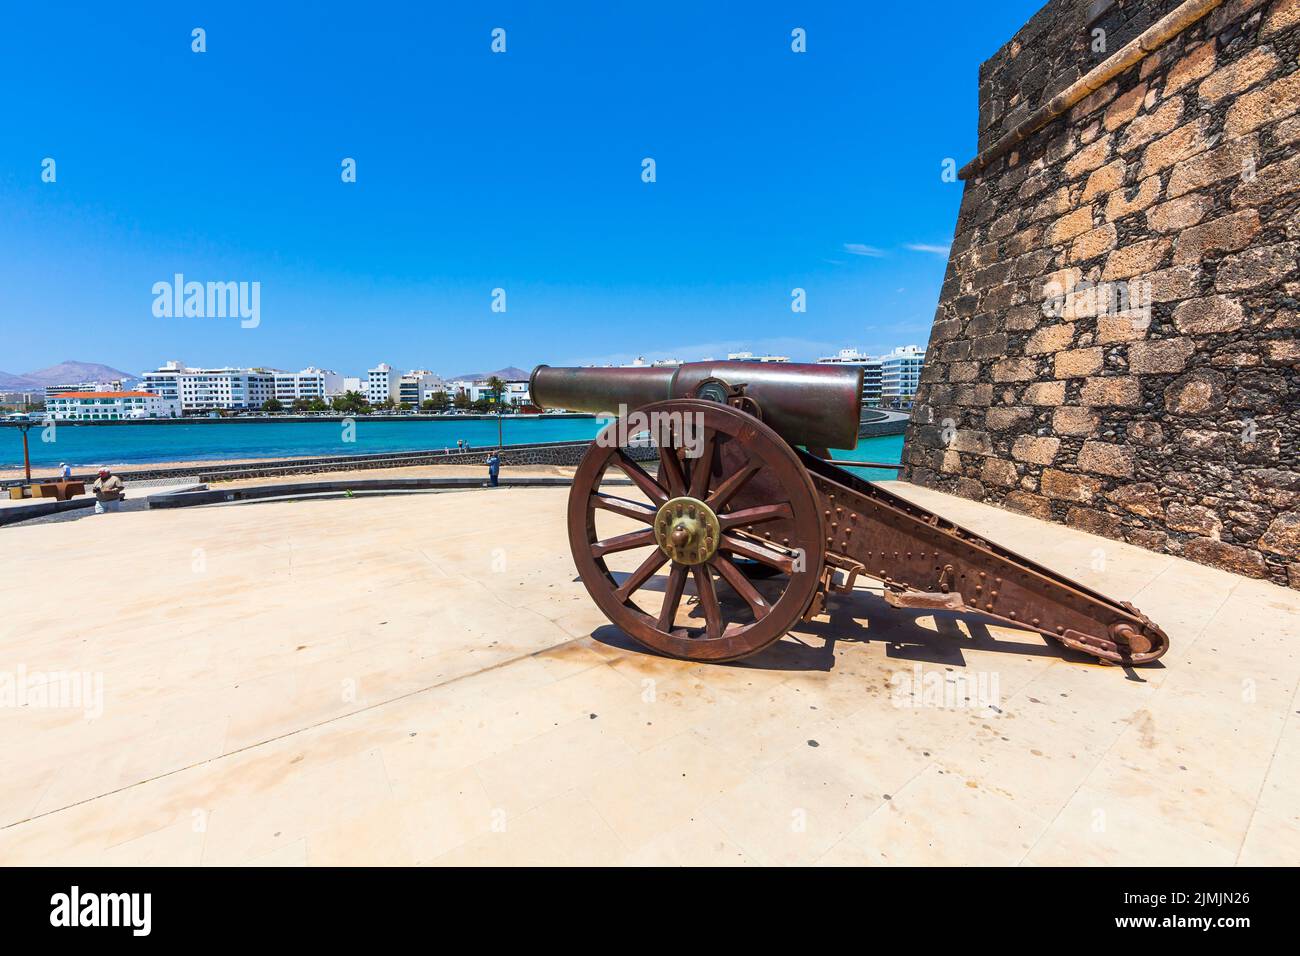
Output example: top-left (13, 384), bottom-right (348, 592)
top-left (592, 492), bottom-right (658, 523)
top-left (691, 564), bottom-right (724, 639)
top-left (610, 451), bottom-right (668, 505)
top-left (615, 550), bottom-right (669, 603)
top-left (592, 527), bottom-right (656, 558)
top-left (686, 429), bottom-right (716, 500)
top-left (706, 462), bottom-right (760, 511)
top-left (657, 564), bottom-right (688, 631)
top-left (713, 556), bottom-right (773, 621)
top-left (657, 443), bottom-right (686, 497)
top-left (717, 502), bottom-right (793, 531)
top-left (721, 534), bottom-right (796, 574)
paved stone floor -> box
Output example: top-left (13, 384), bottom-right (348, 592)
top-left (2, 481), bottom-right (1297, 865)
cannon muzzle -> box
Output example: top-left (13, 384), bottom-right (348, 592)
top-left (529, 360), bottom-right (864, 450)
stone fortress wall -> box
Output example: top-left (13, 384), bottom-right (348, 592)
top-left (903, 0), bottom-right (1300, 588)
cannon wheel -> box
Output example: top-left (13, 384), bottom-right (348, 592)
top-left (568, 399), bottom-right (825, 662)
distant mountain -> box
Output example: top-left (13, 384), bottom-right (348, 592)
top-left (0, 371), bottom-right (40, 390)
top-left (451, 366), bottom-right (529, 382)
top-left (20, 361), bottom-right (137, 387)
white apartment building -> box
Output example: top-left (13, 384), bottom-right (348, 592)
top-left (880, 345), bottom-right (925, 407)
top-left (503, 380), bottom-right (530, 406)
top-left (45, 391), bottom-right (181, 421)
top-left (817, 348), bottom-right (884, 406)
top-left (399, 370), bottom-right (442, 406)
top-left (341, 376), bottom-right (365, 396)
top-left (141, 360), bottom-right (186, 405)
top-left (419, 382), bottom-right (451, 404)
top-left (442, 378), bottom-right (528, 405)
top-left (366, 364), bottom-right (400, 405)
top-left (445, 379), bottom-right (484, 402)
top-left (273, 367), bottom-right (343, 403)
top-left (178, 368), bottom-right (276, 411)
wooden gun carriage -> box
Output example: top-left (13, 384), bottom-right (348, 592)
top-left (530, 361), bottom-right (1169, 666)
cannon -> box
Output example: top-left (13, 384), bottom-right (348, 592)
top-left (530, 361), bottom-right (1170, 666)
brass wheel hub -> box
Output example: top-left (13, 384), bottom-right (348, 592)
top-left (654, 496), bottom-right (720, 565)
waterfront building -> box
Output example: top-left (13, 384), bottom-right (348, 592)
top-left (817, 348), bottom-right (884, 407)
top-left (419, 382), bottom-right (449, 405)
top-left (45, 390), bottom-right (181, 421)
top-left (141, 360), bottom-right (187, 405)
top-left (179, 368), bottom-right (276, 411)
top-left (399, 370), bottom-right (442, 406)
top-left (445, 379), bottom-right (485, 402)
top-left (274, 367), bottom-right (343, 403)
top-left (726, 351), bottom-right (790, 363)
top-left (341, 376), bottom-right (365, 396)
top-left (880, 345), bottom-right (925, 408)
top-left (366, 363), bottom-right (400, 405)
top-left (141, 361), bottom-right (275, 412)
top-left (502, 380), bottom-right (530, 406)
top-left (0, 390), bottom-right (41, 408)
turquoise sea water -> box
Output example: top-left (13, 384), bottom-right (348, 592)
top-left (1, 417), bottom-right (903, 478)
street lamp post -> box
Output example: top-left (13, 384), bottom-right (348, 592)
top-left (16, 423), bottom-right (33, 482)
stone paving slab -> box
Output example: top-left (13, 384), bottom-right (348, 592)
top-left (1, 482), bottom-right (1296, 865)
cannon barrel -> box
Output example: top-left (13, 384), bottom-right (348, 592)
top-left (530, 361), bottom-right (864, 450)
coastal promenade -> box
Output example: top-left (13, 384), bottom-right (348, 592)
top-left (2, 481), bottom-right (1297, 865)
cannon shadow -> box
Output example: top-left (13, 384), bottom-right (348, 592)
top-left (587, 574), bottom-right (1153, 676)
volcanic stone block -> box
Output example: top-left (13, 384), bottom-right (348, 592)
top-left (1199, 46), bottom-right (1278, 101)
top-left (1216, 242), bottom-right (1299, 292)
top-left (1052, 406), bottom-right (1101, 435)
top-left (1041, 469), bottom-right (1104, 502)
top-left (1182, 538), bottom-right (1270, 578)
top-left (1147, 193), bottom-right (1213, 232)
top-left (1165, 39), bottom-right (1216, 95)
top-left (1173, 210), bottom-right (1260, 264)
top-left (1167, 502), bottom-right (1223, 537)
top-left (1055, 347), bottom-right (1104, 378)
top-left (1260, 512), bottom-right (1300, 558)
top-left (1109, 482), bottom-right (1163, 518)
top-left (1023, 381), bottom-right (1067, 405)
top-left (1129, 337), bottom-right (1194, 373)
top-left (1066, 506), bottom-right (1124, 537)
top-left (1224, 70), bottom-right (1300, 137)
top-left (1164, 369), bottom-right (1228, 414)
top-left (1081, 376), bottom-right (1142, 406)
top-left (1011, 435), bottom-right (1061, 464)
top-left (1077, 441), bottom-right (1136, 477)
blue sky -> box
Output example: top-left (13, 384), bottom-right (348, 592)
top-left (0, 0), bottom-right (1042, 378)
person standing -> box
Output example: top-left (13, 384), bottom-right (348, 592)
top-left (60, 462), bottom-right (71, 479)
top-left (91, 468), bottom-right (125, 514)
top-left (487, 451), bottom-right (500, 488)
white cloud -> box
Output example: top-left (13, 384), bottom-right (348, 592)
top-left (905, 243), bottom-right (951, 256)
top-left (842, 243), bottom-right (886, 257)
